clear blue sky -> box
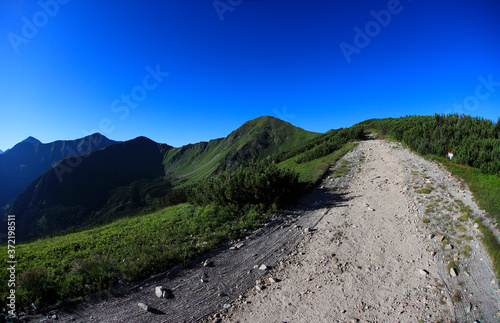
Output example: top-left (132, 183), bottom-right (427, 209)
top-left (1, 0), bottom-right (499, 150)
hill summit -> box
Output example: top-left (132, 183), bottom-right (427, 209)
top-left (7, 116), bottom-right (319, 241)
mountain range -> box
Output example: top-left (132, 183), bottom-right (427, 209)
top-left (4, 116), bottom-right (319, 242)
top-left (0, 133), bottom-right (119, 209)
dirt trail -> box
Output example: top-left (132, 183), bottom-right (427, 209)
top-left (216, 140), bottom-right (500, 322)
top-left (42, 140), bottom-right (499, 322)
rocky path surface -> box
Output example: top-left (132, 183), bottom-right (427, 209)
top-left (214, 140), bottom-right (500, 322)
top-left (46, 140), bottom-right (499, 322)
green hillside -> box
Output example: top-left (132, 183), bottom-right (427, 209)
top-left (6, 116), bottom-right (319, 242)
top-left (359, 114), bottom-right (500, 175)
top-left (0, 118), bottom-right (357, 310)
top-left (5, 114), bottom-right (498, 312)
top-left (163, 116), bottom-right (319, 187)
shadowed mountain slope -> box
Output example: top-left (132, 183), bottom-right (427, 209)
top-left (7, 116), bottom-right (319, 242)
top-left (0, 133), bottom-right (119, 208)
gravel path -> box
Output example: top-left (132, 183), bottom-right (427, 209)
top-left (215, 140), bottom-right (500, 322)
top-left (38, 139), bottom-right (500, 322)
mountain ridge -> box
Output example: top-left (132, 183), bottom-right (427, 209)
top-left (0, 133), bottom-right (120, 208)
top-left (7, 116), bottom-right (320, 241)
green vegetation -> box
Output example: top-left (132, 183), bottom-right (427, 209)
top-left (362, 114), bottom-right (500, 281)
top-left (333, 160), bottom-right (350, 178)
top-left (1, 203), bottom-right (272, 308)
top-left (475, 221), bottom-right (500, 279)
top-left (164, 116), bottom-right (320, 187)
top-left (436, 157), bottom-right (500, 223)
top-left (6, 116), bottom-right (320, 243)
top-left (277, 143), bottom-right (356, 185)
top-left (462, 245), bottom-right (472, 257)
top-left (6, 114), bottom-right (497, 311)
top-left (187, 162), bottom-right (301, 210)
top-left (2, 117), bottom-right (362, 310)
top-left (416, 188), bottom-right (432, 194)
top-left (452, 290), bottom-right (462, 303)
top-left (360, 114), bottom-right (500, 175)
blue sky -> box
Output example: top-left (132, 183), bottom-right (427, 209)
top-left (1, 0), bottom-right (499, 150)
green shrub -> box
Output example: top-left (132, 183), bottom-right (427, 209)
top-left (187, 162), bottom-right (302, 210)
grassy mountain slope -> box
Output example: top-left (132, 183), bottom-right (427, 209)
top-left (0, 133), bottom-right (119, 208)
top-left (6, 116), bottom-right (319, 242)
top-left (2, 113), bottom-right (498, 312)
top-left (163, 116), bottom-right (319, 187)
top-left (0, 119), bottom-right (356, 310)
top-left (8, 137), bottom-right (171, 242)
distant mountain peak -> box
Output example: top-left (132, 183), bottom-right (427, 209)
top-left (22, 136), bottom-right (42, 145)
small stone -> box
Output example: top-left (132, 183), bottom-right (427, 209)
top-left (304, 227), bottom-right (310, 234)
top-left (331, 267), bottom-right (342, 275)
top-left (223, 303), bottom-right (231, 309)
top-left (450, 268), bottom-right (458, 277)
top-left (419, 269), bottom-right (429, 276)
top-left (436, 235), bottom-right (445, 242)
top-left (255, 285), bottom-right (263, 291)
top-left (259, 264), bottom-right (268, 271)
top-left (474, 223), bottom-right (479, 228)
top-left (235, 243), bottom-right (244, 249)
top-left (445, 244), bottom-right (453, 250)
top-left (203, 260), bottom-right (212, 267)
top-left (155, 286), bottom-right (164, 298)
top-left (269, 277), bottom-right (277, 283)
top-left (138, 302), bottom-right (149, 311)
top-left (429, 234), bottom-right (435, 239)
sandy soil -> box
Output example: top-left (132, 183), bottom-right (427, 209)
top-left (32, 139), bottom-right (500, 322)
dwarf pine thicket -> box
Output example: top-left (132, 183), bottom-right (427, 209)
top-left (361, 114), bottom-right (500, 175)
